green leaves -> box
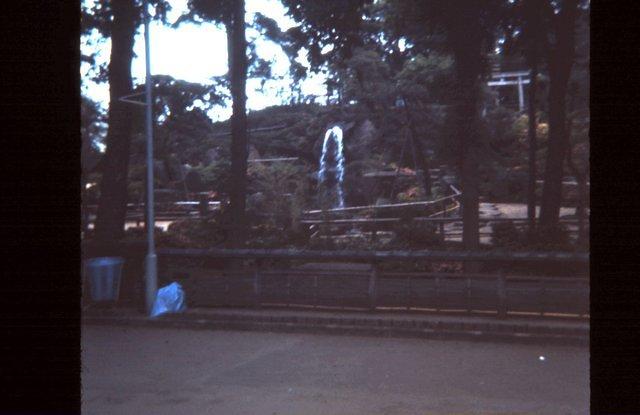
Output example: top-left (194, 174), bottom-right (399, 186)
top-left (184, 0), bottom-right (234, 25)
top-left (81, 0), bottom-right (173, 37)
top-left (281, 0), bottom-right (374, 71)
top-left (81, 96), bottom-right (106, 175)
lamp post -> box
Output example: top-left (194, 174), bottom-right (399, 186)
top-left (143, 0), bottom-right (157, 314)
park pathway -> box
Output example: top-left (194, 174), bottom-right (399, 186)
top-left (82, 325), bottom-right (589, 415)
top-left (444, 202), bottom-right (585, 244)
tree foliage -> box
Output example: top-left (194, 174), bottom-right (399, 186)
top-left (82, 0), bottom-right (589, 250)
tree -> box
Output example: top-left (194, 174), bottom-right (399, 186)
top-left (447, 3), bottom-right (485, 251)
top-left (517, 0), bottom-right (545, 238)
top-left (394, 53), bottom-right (456, 199)
top-left (82, 0), bottom-right (172, 242)
top-left (564, 6), bottom-right (589, 245)
top-left (565, 113), bottom-right (589, 244)
top-left (228, 0), bottom-right (249, 247)
top-left (176, 0), bottom-right (249, 247)
top-left (282, 1), bottom-right (441, 198)
top-left (281, 0), bottom-right (374, 103)
top-left (496, 0), bottom-right (587, 240)
top-left (388, 0), bottom-right (503, 250)
top-left (91, 0), bottom-right (138, 242)
top-left (128, 74), bottom-right (225, 164)
top-left (283, 0), bottom-right (510, 250)
top-left (282, 0), bottom-right (372, 67)
top-left (81, 96), bottom-right (106, 233)
top-left (81, 96), bottom-right (106, 176)
top-left (538, 0), bottom-right (580, 231)
top-left (124, 74), bottom-right (225, 210)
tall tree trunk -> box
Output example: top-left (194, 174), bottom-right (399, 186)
top-left (565, 118), bottom-right (586, 244)
top-left (523, 0), bottom-right (542, 239)
top-left (526, 60), bottom-right (538, 239)
top-left (539, 0), bottom-right (579, 231)
top-left (228, 0), bottom-right (248, 248)
top-left (94, 0), bottom-right (137, 242)
top-left (449, 8), bottom-right (483, 252)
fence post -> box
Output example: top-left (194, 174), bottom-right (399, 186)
top-left (434, 275), bottom-right (440, 312)
top-left (466, 277), bottom-right (472, 314)
top-left (406, 276), bottom-right (411, 311)
top-left (372, 207), bottom-right (378, 245)
top-left (369, 262), bottom-right (378, 311)
top-left (538, 278), bottom-right (545, 316)
top-left (286, 273), bottom-right (291, 307)
top-left (497, 270), bottom-right (506, 319)
top-left (313, 274), bottom-right (318, 309)
top-left (253, 260), bottom-right (261, 308)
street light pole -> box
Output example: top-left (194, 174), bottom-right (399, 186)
top-left (143, 0), bottom-right (157, 314)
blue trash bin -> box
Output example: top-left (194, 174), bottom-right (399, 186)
top-left (85, 257), bottom-right (125, 302)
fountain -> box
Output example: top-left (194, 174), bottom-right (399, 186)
top-left (318, 125), bottom-right (345, 208)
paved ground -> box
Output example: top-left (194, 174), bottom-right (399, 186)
top-left (180, 307), bottom-right (589, 330)
top-left (82, 326), bottom-right (588, 415)
top-left (446, 203), bottom-right (585, 244)
top-left (489, 203), bottom-right (583, 220)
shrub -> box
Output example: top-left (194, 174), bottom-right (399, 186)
top-left (531, 224), bottom-right (572, 252)
top-left (481, 170), bottom-right (528, 203)
top-left (397, 186), bottom-right (423, 202)
top-left (491, 221), bottom-right (574, 252)
top-left (491, 221), bottom-right (526, 250)
top-left (392, 219), bottom-right (442, 249)
top-left (158, 218), bottom-right (227, 248)
top-left (196, 160), bottom-right (231, 194)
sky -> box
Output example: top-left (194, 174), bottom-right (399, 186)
top-left (81, 0), bottom-right (328, 122)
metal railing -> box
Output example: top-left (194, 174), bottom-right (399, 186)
top-left (303, 184), bottom-right (461, 217)
top-left (157, 248), bottom-right (589, 319)
top-left (305, 184), bottom-right (462, 242)
top-left (303, 216), bottom-right (584, 242)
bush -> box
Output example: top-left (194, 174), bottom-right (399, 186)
top-left (196, 160), bottom-right (230, 194)
top-left (392, 219), bottom-right (442, 249)
top-left (531, 224), bottom-right (573, 251)
top-left (481, 170), bottom-right (527, 203)
top-left (397, 186), bottom-right (423, 202)
top-left (307, 234), bottom-right (336, 250)
top-left (491, 221), bottom-right (574, 252)
top-left (158, 218), bottom-right (227, 248)
top-left (248, 162), bottom-right (311, 229)
top-left (491, 221), bottom-right (527, 250)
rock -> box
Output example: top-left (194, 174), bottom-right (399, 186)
top-left (346, 119), bottom-right (377, 161)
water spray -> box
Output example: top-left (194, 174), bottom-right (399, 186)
top-left (318, 126), bottom-right (345, 208)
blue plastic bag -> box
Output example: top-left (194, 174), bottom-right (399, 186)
top-left (150, 282), bottom-right (187, 318)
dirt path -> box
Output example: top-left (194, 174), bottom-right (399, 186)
top-left (82, 326), bottom-right (588, 415)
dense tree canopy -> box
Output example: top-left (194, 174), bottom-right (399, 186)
top-left (81, 0), bottom-right (589, 251)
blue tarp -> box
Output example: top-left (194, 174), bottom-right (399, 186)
top-left (150, 282), bottom-right (187, 318)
